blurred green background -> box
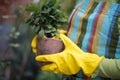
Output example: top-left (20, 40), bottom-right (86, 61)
top-left (0, 0), bottom-right (119, 80)
top-left (0, 0), bottom-right (76, 80)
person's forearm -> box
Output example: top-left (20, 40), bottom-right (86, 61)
top-left (92, 58), bottom-right (120, 79)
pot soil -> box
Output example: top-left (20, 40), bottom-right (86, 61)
top-left (36, 37), bottom-right (64, 66)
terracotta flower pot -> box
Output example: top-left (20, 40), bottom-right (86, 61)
top-left (36, 37), bottom-right (65, 66)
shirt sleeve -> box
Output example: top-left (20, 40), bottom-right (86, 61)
top-left (94, 0), bottom-right (118, 3)
top-left (91, 58), bottom-right (120, 79)
top-left (91, 6), bottom-right (120, 79)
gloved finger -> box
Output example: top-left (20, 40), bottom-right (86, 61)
top-left (59, 34), bottom-right (83, 52)
top-left (32, 48), bottom-right (37, 54)
top-left (57, 29), bottom-right (67, 35)
top-left (41, 63), bottom-right (59, 73)
top-left (31, 35), bottom-right (37, 48)
top-left (35, 53), bottom-right (59, 62)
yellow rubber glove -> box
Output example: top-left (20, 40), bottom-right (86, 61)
top-left (31, 35), bottom-right (37, 54)
top-left (35, 34), bottom-right (105, 77)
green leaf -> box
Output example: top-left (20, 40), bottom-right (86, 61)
top-left (41, 8), bottom-right (52, 13)
top-left (40, 16), bottom-right (46, 22)
top-left (25, 18), bottom-right (31, 23)
top-left (48, 0), bottom-right (57, 7)
top-left (51, 33), bottom-right (55, 37)
top-left (49, 15), bottom-right (56, 20)
top-left (32, 26), bottom-right (40, 33)
top-left (25, 18), bottom-right (34, 26)
top-left (38, 29), bottom-right (44, 38)
top-left (51, 27), bottom-right (56, 32)
top-left (44, 29), bottom-right (52, 33)
top-left (34, 18), bottom-right (39, 24)
top-left (55, 24), bottom-right (61, 28)
top-left (45, 25), bottom-right (53, 29)
top-left (58, 18), bottom-right (67, 23)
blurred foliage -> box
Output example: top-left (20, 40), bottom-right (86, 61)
top-left (2, 0), bottom-right (119, 80)
top-left (0, 0), bottom-right (76, 80)
top-left (36, 71), bottom-right (63, 80)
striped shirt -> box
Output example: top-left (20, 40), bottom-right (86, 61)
top-left (65, 0), bottom-right (120, 80)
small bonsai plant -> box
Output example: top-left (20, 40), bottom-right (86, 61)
top-left (25, 0), bottom-right (68, 66)
top-left (25, 0), bottom-right (68, 38)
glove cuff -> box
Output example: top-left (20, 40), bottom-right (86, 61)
top-left (82, 55), bottom-right (105, 77)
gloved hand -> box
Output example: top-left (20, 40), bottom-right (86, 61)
top-left (34, 34), bottom-right (105, 77)
top-left (31, 29), bottom-right (66, 54)
top-left (31, 35), bottom-right (37, 54)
